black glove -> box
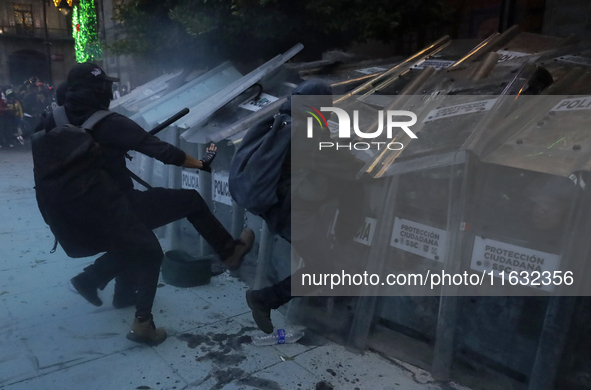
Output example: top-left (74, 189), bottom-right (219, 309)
top-left (199, 149), bottom-right (217, 173)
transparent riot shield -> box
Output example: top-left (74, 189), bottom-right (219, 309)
top-left (533, 43), bottom-right (591, 80)
top-left (432, 92), bottom-right (591, 389)
top-left (132, 62), bottom-right (243, 129)
top-left (334, 35), bottom-right (452, 105)
top-left (361, 59), bottom-right (554, 179)
top-left (286, 90), bottom-right (512, 361)
top-left (287, 44), bottom-right (556, 362)
top-left (287, 56), bottom-right (564, 384)
top-left (192, 66), bottom-right (299, 144)
top-left (364, 37), bottom-right (497, 98)
top-left (311, 58), bottom-right (405, 95)
top-left (109, 71), bottom-right (183, 116)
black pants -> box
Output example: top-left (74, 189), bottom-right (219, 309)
top-left (83, 188), bottom-right (235, 317)
top-left (258, 177), bottom-right (364, 309)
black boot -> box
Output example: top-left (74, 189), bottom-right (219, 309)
top-left (246, 289), bottom-right (274, 334)
top-left (70, 271), bottom-right (103, 307)
top-left (246, 276), bottom-right (293, 334)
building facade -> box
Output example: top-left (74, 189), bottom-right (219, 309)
top-left (0, 0), bottom-right (76, 87)
top-left (96, 0), bottom-right (161, 96)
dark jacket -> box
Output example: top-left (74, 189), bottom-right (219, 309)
top-left (34, 87), bottom-right (186, 256)
top-left (37, 88), bottom-right (186, 192)
top-left (229, 80), bottom-right (365, 242)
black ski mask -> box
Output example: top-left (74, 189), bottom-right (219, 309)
top-left (93, 82), bottom-right (113, 109)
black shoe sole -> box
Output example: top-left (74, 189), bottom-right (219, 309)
top-left (246, 290), bottom-right (274, 334)
top-left (70, 276), bottom-right (103, 307)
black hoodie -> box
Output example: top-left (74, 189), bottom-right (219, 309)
top-left (37, 87), bottom-right (186, 192)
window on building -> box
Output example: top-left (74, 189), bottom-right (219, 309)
top-left (14, 4), bottom-right (34, 36)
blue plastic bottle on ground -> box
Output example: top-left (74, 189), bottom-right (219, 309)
top-left (251, 328), bottom-right (304, 346)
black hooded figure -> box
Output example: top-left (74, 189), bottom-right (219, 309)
top-left (34, 63), bottom-right (255, 346)
top-left (230, 80), bottom-right (365, 334)
top-left (55, 81), bottom-right (68, 106)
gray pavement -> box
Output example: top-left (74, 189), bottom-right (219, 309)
top-left (0, 145), bottom-right (470, 390)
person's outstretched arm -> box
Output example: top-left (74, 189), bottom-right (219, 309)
top-left (181, 143), bottom-right (217, 172)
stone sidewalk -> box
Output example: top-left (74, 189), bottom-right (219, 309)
top-left (0, 145), bottom-right (469, 390)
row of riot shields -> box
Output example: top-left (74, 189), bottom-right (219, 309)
top-left (122, 46), bottom-right (305, 288)
top-left (120, 29), bottom-right (591, 390)
top-left (285, 31), bottom-right (591, 390)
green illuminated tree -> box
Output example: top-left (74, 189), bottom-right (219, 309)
top-left (72, 0), bottom-right (102, 62)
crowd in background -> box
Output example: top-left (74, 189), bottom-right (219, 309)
top-left (0, 77), bottom-right (54, 148)
top-left (0, 76), bottom-right (127, 149)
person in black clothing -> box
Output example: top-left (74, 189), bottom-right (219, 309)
top-left (55, 81), bottom-right (68, 106)
top-left (37, 63), bottom-right (254, 346)
top-left (230, 80), bottom-right (365, 333)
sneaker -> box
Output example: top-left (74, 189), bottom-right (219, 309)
top-left (246, 289), bottom-right (274, 334)
top-left (221, 228), bottom-right (255, 271)
top-left (70, 273), bottom-right (103, 306)
top-left (126, 316), bottom-right (167, 346)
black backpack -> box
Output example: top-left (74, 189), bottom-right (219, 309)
top-left (31, 106), bottom-right (118, 257)
top-left (229, 114), bottom-right (292, 216)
